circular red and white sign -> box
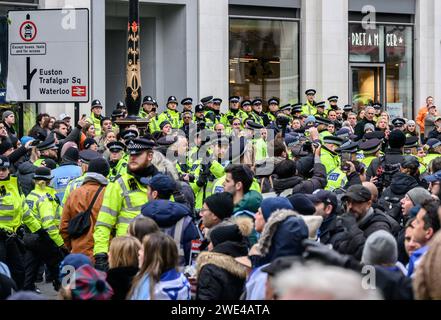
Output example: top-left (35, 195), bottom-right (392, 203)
top-left (19, 20), bottom-right (37, 42)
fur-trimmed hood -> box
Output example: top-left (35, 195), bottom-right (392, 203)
top-left (196, 251), bottom-right (247, 279)
top-left (254, 209), bottom-right (322, 263)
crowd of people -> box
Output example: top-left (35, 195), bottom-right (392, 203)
top-left (1, 90), bottom-right (441, 300)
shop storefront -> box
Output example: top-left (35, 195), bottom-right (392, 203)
top-left (348, 20), bottom-right (414, 118)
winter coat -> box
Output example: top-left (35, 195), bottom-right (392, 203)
top-left (196, 241), bottom-right (248, 300)
top-left (319, 214), bottom-right (366, 260)
top-left (273, 162), bottom-right (327, 195)
top-left (106, 266), bottom-right (139, 300)
top-left (233, 190), bottom-right (263, 245)
top-left (17, 161), bottom-right (37, 196)
top-left (141, 200), bottom-right (200, 266)
top-left (59, 173), bottom-right (108, 260)
top-left (251, 209), bottom-right (309, 268)
top-left (373, 266), bottom-right (414, 300)
top-left (380, 173), bottom-right (419, 222)
top-left (358, 207), bottom-right (401, 239)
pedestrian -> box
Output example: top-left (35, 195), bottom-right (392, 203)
top-left (196, 218), bottom-right (253, 300)
top-left (106, 236), bottom-right (141, 300)
top-left (128, 232), bottom-right (191, 300)
top-left (127, 216), bottom-right (160, 243)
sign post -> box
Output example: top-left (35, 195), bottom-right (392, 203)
top-left (6, 9), bottom-right (90, 104)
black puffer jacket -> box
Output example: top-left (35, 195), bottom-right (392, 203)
top-left (196, 241), bottom-right (248, 300)
top-left (17, 161), bottom-right (37, 196)
top-left (272, 162), bottom-right (327, 195)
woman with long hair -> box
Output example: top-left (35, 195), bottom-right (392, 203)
top-left (106, 236), bottom-right (141, 300)
top-left (128, 232), bottom-right (191, 300)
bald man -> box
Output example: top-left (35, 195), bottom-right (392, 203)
top-left (362, 182), bottom-right (378, 203)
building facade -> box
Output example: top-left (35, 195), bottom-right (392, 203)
top-left (1, 0), bottom-right (441, 134)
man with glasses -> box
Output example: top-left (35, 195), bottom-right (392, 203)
top-left (180, 110), bottom-right (193, 139)
top-left (354, 106), bottom-right (377, 140)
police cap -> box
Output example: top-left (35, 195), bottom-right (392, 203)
top-left (120, 129), bottom-right (139, 141)
top-left (127, 138), bottom-right (157, 155)
top-left (37, 136), bottom-right (58, 151)
top-left (142, 96), bottom-right (154, 105)
top-left (359, 138), bottom-right (382, 154)
top-left (305, 89), bottom-right (316, 96)
top-left (181, 97), bottom-right (193, 105)
top-left (107, 141), bottom-right (126, 153)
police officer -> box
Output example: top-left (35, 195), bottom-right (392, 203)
top-left (280, 104), bottom-right (293, 118)
top-left (328, 96), bottom-right (339, 111)
top-left (359, 138), bottom-right (383, 169)
top-left (111, 108), bottom-right (125, 123)
top-left (422, 138), bottom-right (441, 168)
top-left (302, 89), bottom-right (317, 116)
top-left (248, 99), bottom-right (268, 126)
top-left (194, 104), bottom-right (206, 124)
top-left (392, 117), bottom-right (406, 132)
top-left (373, 102), bottom-right (383, 121)
top-left (138, 96), bottom-right (160, 133)
top-left (0, 156), bottom-right (42, 289)
top-left (326, 140), bottom-right (359, 191)
top-left (241, 100), bottom-right (253, 118)
top-left (205, 98), bottom-right (223, 127)
top-left (181, 97), bottom-right (193, 113)
top-left (342, 104), bottom-right (353, 121)
top-left (107, 141), bottom-right (128, 179)
top-left (222, 96), bottom-right (247, 127)
top-left (321, 135), bottom-right (344, 174)
top-left (115, 101), bottom-right (128, 118)
top-left (87, 99), bottom-right (104, 137)
top-left (34, 137), bottom-right (59, 167)
top-left (159, 96), bottom-right (181, 129)
top-left (266, 97), bottom-right (280, 123)
top-left (245, 120), bottom-right (268, 162)
top-left (93, 138), bottom-right (158, 271)
top-left (24, 166), bottom-right (67, 291)
top-left (315, 101), bottom-right (327, 118)
top-left (291, 103), bottom-right (303, 119)
top-left (189, 136), bottom-right (227, 209)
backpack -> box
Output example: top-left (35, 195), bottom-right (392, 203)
top-left (67, 186), bottom-right (104, 239)
top-left (162, 216), bottom-right (193, 267)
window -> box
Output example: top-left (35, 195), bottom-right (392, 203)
top-left (229, 18), bottom-right (299, 106)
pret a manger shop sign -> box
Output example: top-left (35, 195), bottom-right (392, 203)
top-left (6, 9), bottom-right (90, 103)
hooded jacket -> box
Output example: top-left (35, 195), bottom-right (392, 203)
top-left (17, 161), bottom-right (37, 196)
top-left (233, 190), bottom-right (263, 245)
top-left (59, 173), bottom-right (108, 260)
top-left (252, 209), bottom-right (309, 268)
top-left (357, 207), bottom-right (401, 239)
top-left (380, 173), bottom-right (419, 222)
top-left (141, 200), bottom-right (200, 266)
top-left (196, 241), bottom-right (248, 300)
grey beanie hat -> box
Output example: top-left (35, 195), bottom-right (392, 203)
top-left (364, 123), bottom-right (375, 132)
top-left (407, 187), bottom-right (432, 206)
top-left (2, 111), bottom-right (14, 121)
top-left (361, 230), bottom-right (397, 265)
